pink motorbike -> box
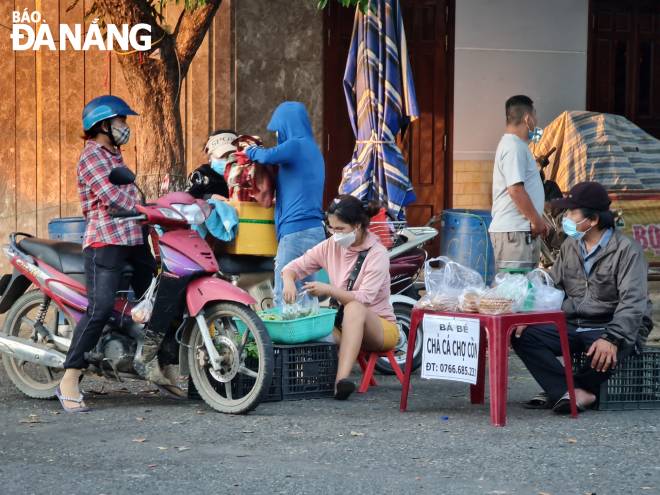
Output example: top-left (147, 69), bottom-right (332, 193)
top-left (0, 168), bottom-right (273, 414)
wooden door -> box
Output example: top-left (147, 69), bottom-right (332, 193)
top-left (322, 0), bottom-right (454, 229)
top-left (588, 0), bottom-right (660, 138)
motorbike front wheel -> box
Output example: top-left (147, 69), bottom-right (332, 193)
top-left (187, 301), bottom-right (274, 414)
top-left (374, 302), bottom-right (423, 375)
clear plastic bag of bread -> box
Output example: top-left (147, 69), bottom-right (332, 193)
top-left (478, 273), bottom-right (530, 315)
top-left (527, 268), bottom-right (565, 311)
top-left (458, 288), bottom-right (484, 313)
top-left (416, 293), bottom-right (460, 312)
top-left (418, 256), bottom-right (485, 311)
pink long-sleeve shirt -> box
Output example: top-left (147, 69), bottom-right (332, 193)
top-left (284, 232), bottom-right (395, 322)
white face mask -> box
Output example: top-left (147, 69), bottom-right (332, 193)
top-left (332, 230), bottom-right (356, 249)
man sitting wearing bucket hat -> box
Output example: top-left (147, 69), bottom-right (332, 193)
top-left (512, 181), bottom-right (653, 413)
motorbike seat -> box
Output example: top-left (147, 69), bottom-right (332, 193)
top-left (216, 254), bottom-right (274, 275)
top-left (18, 237), bottom-right (134, 284)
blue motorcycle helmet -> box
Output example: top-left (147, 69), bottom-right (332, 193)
top-left (82, 95), bottom-right (138, 132)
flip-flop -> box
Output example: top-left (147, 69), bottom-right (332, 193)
top-left (523, 391), bottom-right (552, 409)
top-left (55, 386), bottom-right (91, 413)
top-left (334, 379), bottom-right (356, 401)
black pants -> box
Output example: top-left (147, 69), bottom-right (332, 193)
top-left (511, 324), bottom-right (633, 402)
top-left (63, 244), bottom-right (156, 369)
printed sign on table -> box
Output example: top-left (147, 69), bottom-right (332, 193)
top-left (421, 314), bottom-right (480, 385)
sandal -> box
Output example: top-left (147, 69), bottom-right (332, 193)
top-left (334, 379), bottom-right (356, 401)
top-left (552, 392), bottom-right (594, 415)
top-left (523, 391), bottom-right (551, 409)
top-left (55, 386), bottom-right (91, 413)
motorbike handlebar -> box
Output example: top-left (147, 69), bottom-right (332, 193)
top-left (109, 208), bottom-right (139, 218)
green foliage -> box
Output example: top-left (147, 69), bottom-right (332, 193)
top-left (317, 0), bottom-right (370, 12)
top-left (171, 0), bottom-right (209, 9)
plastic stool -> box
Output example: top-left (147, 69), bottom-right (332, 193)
top-left (357, 350), bottom-right (405, 393)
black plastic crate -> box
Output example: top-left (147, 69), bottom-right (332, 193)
top-left (233, 354), bottom-right (283, 402)
top-left (573, 346), bottom-right (660, 410)
top-left (188, 342), bottom-right (337, 402)
top-left (187, 356), bottom-right (282, 402)
top-left (276, 343), bottom-right (338, 400)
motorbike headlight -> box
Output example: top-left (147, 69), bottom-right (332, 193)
top-left (171, 203), bottom-right (207, 225)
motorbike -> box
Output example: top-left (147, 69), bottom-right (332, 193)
top-left (371, 219), bottom-right (439, 375)
top-left (0, 167), bottom-right (274, 414)
top-left (536, 147), bottom-right (625, 269)
top-left (535, 147), bottom-right (566, 267)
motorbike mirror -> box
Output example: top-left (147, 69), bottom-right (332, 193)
top-left (109, 167), bottom-right (136, 186)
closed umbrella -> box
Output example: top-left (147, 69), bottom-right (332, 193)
top-left (339, 0), bottom-right (419, 220)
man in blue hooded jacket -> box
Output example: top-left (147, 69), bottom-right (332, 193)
top-left (245, 101), bottom-right (326, 305)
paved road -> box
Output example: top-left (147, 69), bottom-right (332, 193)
top-left (1, 357), bottom-right (659, 495)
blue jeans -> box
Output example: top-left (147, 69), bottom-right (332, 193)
top-left (274, 226), bottom-right (326, 307)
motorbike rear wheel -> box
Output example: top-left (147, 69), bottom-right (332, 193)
top-left (187, 301), bottom-right (274, 414)
top-left (1, 290), bottom-right (67, 399)
top-left (374, 302), bottom-right (423, 375)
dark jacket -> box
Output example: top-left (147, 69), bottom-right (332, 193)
top-left (551, 230), bottom-right (653, 347)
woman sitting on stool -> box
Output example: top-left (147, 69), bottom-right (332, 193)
top-left (282, 195), bottom-right (399, 400)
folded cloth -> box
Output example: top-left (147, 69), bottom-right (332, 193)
top-left (193, 199), bottom-right (239, 242)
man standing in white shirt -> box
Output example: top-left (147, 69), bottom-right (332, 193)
top-left (489, 95), bottom-right (549, 271)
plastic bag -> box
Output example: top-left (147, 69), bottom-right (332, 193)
top-left (281, 291), bottom-right (319, 320)
top-left (527, 269), bottom-right (565, 311)
top-left (420, 257), bottom-right (485, 312)
top-left (416, 293), bottom-right (459, 312)
top-left (458, 288), bottom-right (484, 313)
top-left (424, 256), bottom-right (485, 297)
top-left (478, 273), bottom-right (530, 315)
top-left (131, 278), bottom-right (157, 323)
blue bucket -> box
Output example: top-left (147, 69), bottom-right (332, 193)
top-left (48, 217), bottom-right (86, 243)
top-left (317, 269), bottom-right (330, 284)
top-left (440, 209), bottom-right (496, 285)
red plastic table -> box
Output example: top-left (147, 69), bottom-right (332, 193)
top-left (399, 309), bottom-right (578, 426)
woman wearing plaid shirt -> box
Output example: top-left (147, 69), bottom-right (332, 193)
top-left (56, 96), bottom-right (160, 413)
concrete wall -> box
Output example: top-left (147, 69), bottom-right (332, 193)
top-left (233, 0), bottom-right (324, 146)
top-left (452, 0), bottom-right (589, 210)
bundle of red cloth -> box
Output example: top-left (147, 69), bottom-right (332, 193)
top-left (224, 135), bottom-right (277, 208)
